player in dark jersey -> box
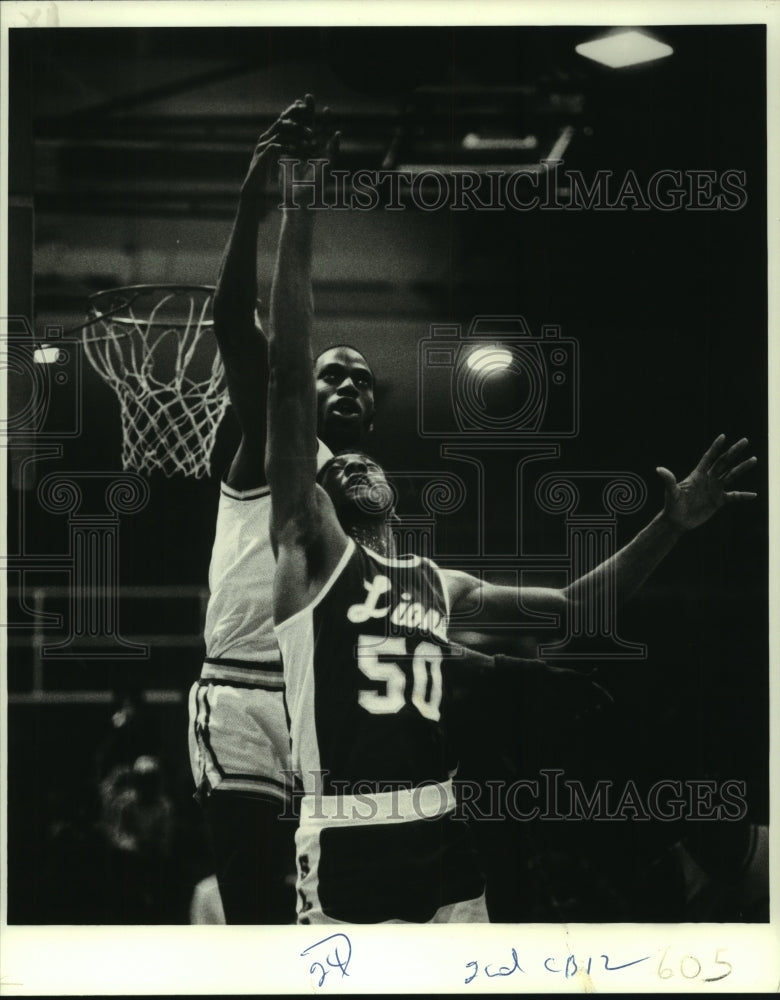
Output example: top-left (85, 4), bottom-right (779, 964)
top-left (188, 97), bottom-right (378, 924)
top-left (266, 116), bottom-right (757, 924)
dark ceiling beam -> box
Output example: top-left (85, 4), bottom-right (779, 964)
top-left (57, 60), bottom-right (262, 123)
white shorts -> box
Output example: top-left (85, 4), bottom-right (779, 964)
top-left (188, 671), bottom-right (293, 804)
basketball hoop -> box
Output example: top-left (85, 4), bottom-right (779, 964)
top-left (82, 285), bottom-right (228, 478)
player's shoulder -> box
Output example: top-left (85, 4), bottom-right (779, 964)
top-left (274, 529), bottom-right (355, 625)
top-left (437, 567), bottom-right (477, 607)
top-left (273, 483), bottom-right (348, 566)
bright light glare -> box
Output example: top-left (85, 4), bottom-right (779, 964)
top-left (466, 346), bottom-right (513, 374)
top-left (462, 133), bottom-right (538, 151)
top-left (33, 344), bottom-right (61, 364)
top-left (575, 30), bottom-right (673, 69)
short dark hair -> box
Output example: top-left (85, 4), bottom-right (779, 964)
top-left (314, 344), bottom-right (373, 372)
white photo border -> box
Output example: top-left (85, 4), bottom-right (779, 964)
top-left (1, 0), bottom-right (777, 994)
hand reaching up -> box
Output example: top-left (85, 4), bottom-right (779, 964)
top-left (656, 434), bottom-right (757, 532)
top-left (241, 94), bottom-right (339, 201)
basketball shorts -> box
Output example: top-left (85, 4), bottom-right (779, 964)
top-left (188, 669), bottom-right (293, 804)
top-left (294, 781), bottom-right (487, 924)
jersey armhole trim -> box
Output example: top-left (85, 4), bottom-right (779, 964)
top-left (221, 482), bottom-right (271, 501)
top-left (368, 549), bottom-right (421, 569)
top-left (428, 558), bottom-right (452, 619)
top-left (222, 436), bottom-right (329, 500)
top-left (274, 537), bottom-right (355, 635)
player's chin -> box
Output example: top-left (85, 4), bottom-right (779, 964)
top-left (323, 413), bottom-right (363, 446)
top-left (349, 482), bottom-right (395, 516)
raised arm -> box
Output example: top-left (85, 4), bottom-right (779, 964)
top-left (266, 136), bottom-right (318, 519)
top-left (265, 97), bottom-right (347, 618)
top-left (215, 103), bottom-right (316, 489)
top-left (561, 434), bottom-right (756, 609)
top-left (444, 434), bottom-right (757, 628)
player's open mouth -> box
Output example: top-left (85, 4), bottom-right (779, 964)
top-left (331, 399), bottom-right (361, 417)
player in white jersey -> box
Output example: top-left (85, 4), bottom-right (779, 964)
top-left (188, 98), bottom-right (376, 923)
top-left (266, 112), bottom-right (757, 923)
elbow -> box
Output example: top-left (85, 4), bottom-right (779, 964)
top-left (541, 588), bottom-right (571, 628)
top-left (559, 588), bottom-right (575, 615)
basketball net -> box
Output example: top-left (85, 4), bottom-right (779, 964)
top-left (82, 285), bottom-right (228, 478)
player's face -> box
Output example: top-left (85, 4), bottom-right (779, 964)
top-left (315, 347), bottom-right (375, 448)
top-left (319, 452), bottom-right (394, 521)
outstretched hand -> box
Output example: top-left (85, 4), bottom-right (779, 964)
top-left (241, 94), bottom-right (339, 201)
top-left (274, 93), bottom-right (340, 192)
top-left (278, 93), bottom-right (339, 160)
top-left (656, 434), bottom-right (757, 532)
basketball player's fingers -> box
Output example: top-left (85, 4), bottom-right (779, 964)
top-left (316, 107), bottom-right (334, 143)
top-left (721, 455), bottom-right (758, 484)
top-left (260, 111), bottom-right (309, 148)
top-left (724, 490), bottom-right (758, 501)
top-left (655, 466), bottom-right (678, 492)
top-left (275, 135), bottom-right (319, 162)
top-left (325, 129), bottom-right (341, 160)
top-left (257, 100), bottom-right (309, 142)
top-left (253, 131), bottom-right (302, 162)
top-left (694, 433), bottom-right (727, 473)
top-left (255, 117), bottom-right (285, 143)
top-left (276, 124), bottom-right (319, 158)
top-left (710, 437), bottom-right (750, 477)
top-left (306, 105), bottom-right (336, 153)
top-left (281, 94), bottom-right (316, 127)
top-left (723, 455), bottom-right (758, 486)
top-left (277, 95), bottom-right (314, 121)
top-left (276, 131), bottom-right (313, 152)
top-left (249, 140), bottom-right (283, 170)
top-left (319, 106), bottom-right (335, 137)
top-left (275, 118), bottom-right (315, 140)
top-left (253, 136), bottom-right (284, 159)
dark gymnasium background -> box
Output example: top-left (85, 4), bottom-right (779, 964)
top-left (5, 24), bottom-right (768, 923)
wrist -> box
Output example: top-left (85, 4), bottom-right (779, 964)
top-left (654, 509), bottom-right (686, 537)
top-left (281, 203), bottom-right (316, 232)
top-left (238, 183), bottom-right (265, 211)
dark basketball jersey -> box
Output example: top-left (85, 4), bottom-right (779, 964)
top-left (277, 538), bottom-right (458, 794)
top-left (275, 538), bottom-right (485, 923)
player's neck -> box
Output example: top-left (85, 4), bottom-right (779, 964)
top-left (350, 522), bottom-right (396, 558)
top-left (326, 429), bottom-right (369, 455)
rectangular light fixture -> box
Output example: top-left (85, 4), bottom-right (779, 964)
top-left (33, 344), bottom-right (60, 364)
top-left (462, 133), bottom-right (539, 152)
top-left (576, 30), bottom-right (673, 69)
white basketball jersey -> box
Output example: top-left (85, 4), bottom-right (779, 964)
top-left (202, 439), bottom-right (333, 679)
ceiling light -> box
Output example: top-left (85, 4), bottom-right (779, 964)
top-left (466, 346), bottom-right (513, 374)
top-left (462, 133), bottom-right (539, 152)
top-left (575, 30), bottom-right (673, 69)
